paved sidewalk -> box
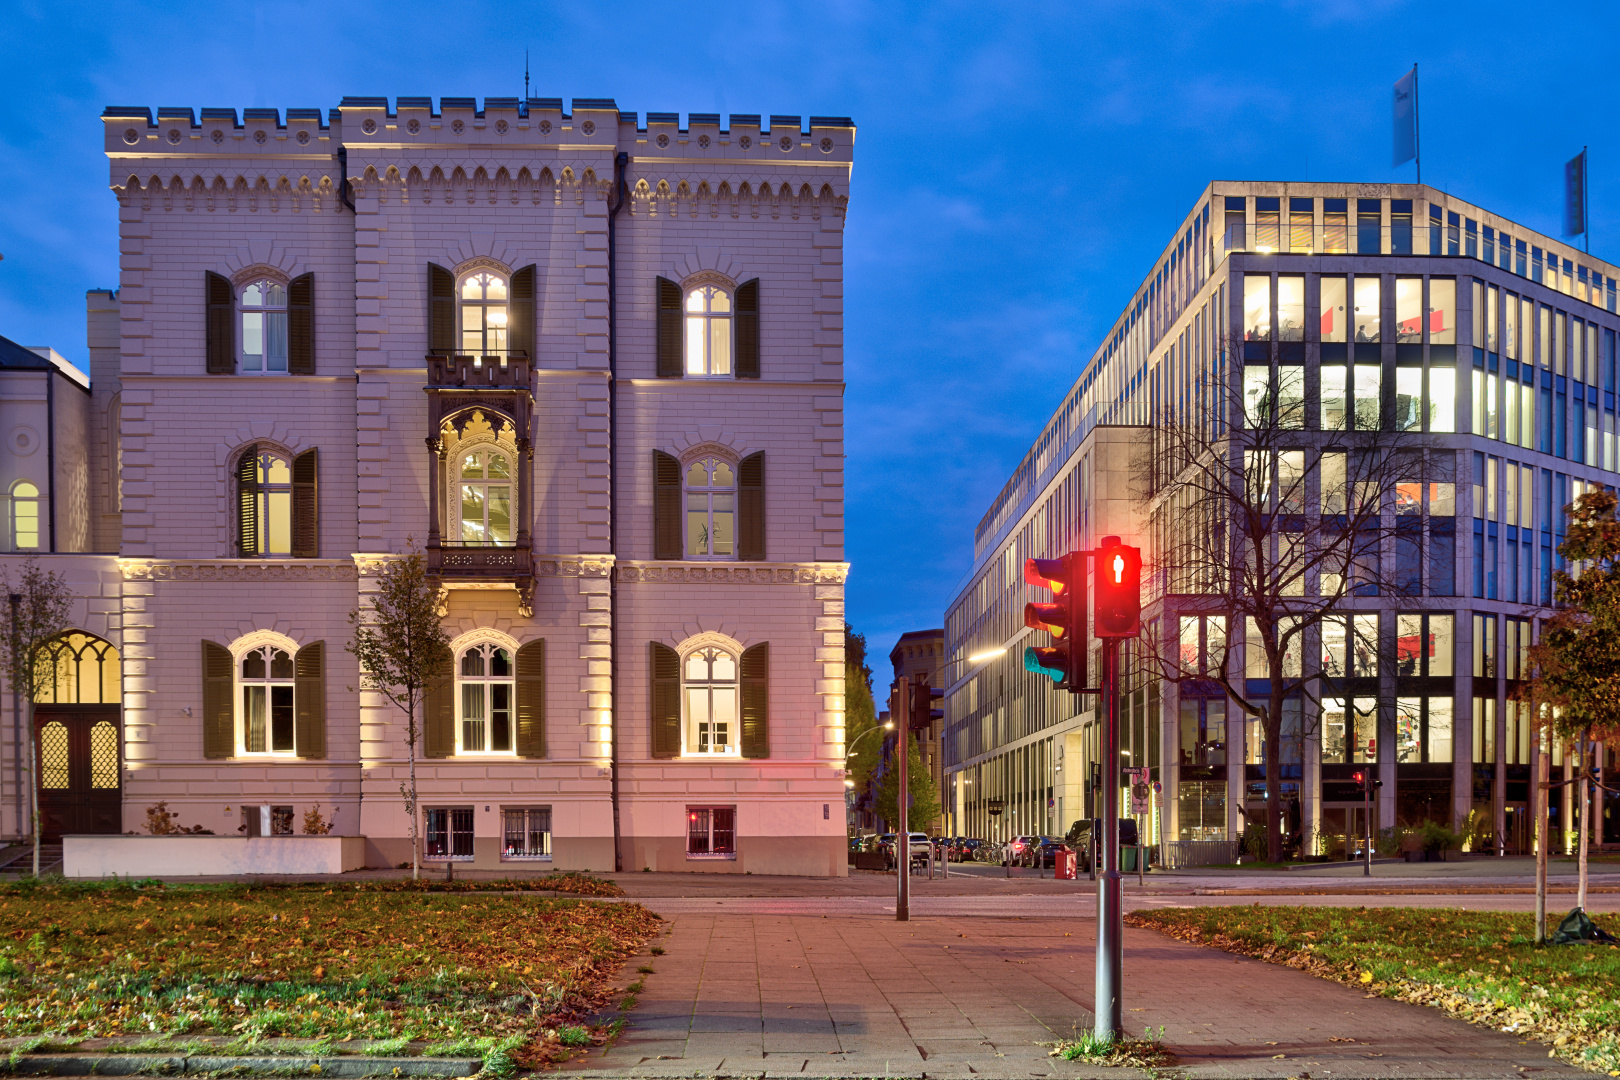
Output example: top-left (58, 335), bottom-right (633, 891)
top-left (567, 905), bottom-right (1584, 1079)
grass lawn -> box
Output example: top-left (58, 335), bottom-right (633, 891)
top-left (1127, 905), bottom-right (1620, 1073)
top-left (0, 878), bottom-right (659, 1069)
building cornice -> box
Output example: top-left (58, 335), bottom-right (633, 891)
top-left (118, 558), bottom-right (356, 582)
top-left (619, 560), bottom-right (848, 585)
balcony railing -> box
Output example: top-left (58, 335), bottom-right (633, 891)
top-left (426, 353), bottom-right (533, 391)
top-left (427, 542), bottom-right (532, 579)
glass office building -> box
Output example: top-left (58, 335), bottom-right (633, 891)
top-left (942, 182), bottom-right (1620, 858)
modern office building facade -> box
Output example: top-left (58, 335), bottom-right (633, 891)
top-left (0, 96), bottom-right (855, 876)
top-left (943, 181), bottom-right (1619, 855)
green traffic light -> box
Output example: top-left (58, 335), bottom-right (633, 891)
top-left (1024, 645), bottom-right (1066, 683)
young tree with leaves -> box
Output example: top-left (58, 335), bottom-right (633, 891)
top-left (347, 546), bottom-right (450, 880)
top-left (0, 559), bottom-right (75, 877)
top-left (1142, 330), bottom-right (1434, 862)
top-left (1523, 488), bottom-right (1620, 911)
top-left (875, 731), bottom-right (940, 837)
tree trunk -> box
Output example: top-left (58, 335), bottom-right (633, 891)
top-left (1266, 686), bottom-right (1284, 863)
top-left (26, 698), bottom-right (38, 877)
top-left (1534, 727), bottom-right (1549, 943)
top-left (1578, 730), bottom-right (1590, 912)
top-left (409, 703), bottom-right (420, 882)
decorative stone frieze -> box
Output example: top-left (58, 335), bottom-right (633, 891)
top-left (617, 561), bottom-right (848, 585)
top-left (119, 559), bottom-right (356, 582)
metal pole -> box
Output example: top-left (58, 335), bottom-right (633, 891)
top-left (896, 680), bottom-right (910, 923)
top-left (1094, 635), bottom-right (1123, 1042)
top-left (8, 594), bottom-right (19, 843)
top-left (1535, 730), bottom-right (1549, 943)
top-left (1363, 779), bottom-right (1372, 877)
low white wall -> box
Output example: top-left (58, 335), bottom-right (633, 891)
top-left (64, 835), bottom-right (367, 878)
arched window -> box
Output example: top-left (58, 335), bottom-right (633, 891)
top-left (683, 647), bottom-right (738, 755)
top-left (460, 272), bottom-right (509, 355)
top-left (685, 458), bottom-right (735, 558)
top-left (458, 642), bottom-right (514, 754)
top-left (240, 279), bottom-right (288, 373)
top-left (458, 448), bottom-right (513, 544)
top-left (9, 481), bottom-right (40, 551)
top-left (239, 449), bottom-right (292, 555)
top-left (240, 644), bottom-right (295, 754)
top-left (685, 284), bottom-right (732, 375)
top-left (35, 633), bottom-right (120, 704)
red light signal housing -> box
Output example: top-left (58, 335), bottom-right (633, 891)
top-left (1093, 539), bottom-right (1142, 638)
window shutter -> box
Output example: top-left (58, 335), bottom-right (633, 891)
top-left (285, 272), bottom-right (315, 374)
top-left (237, 446), bottom-right (258, 558)
top-left (428, 263), bottom-right (455, 354)
top-left (653, 450), bottom-right (682, 559)
top-left (202, 640), bottom-right (234, 759)
top-left (735, 278), bottom-right (760, 378)
top-left (294, 640), bottom-right (326, 759)
top-left (423, 643), bottom-right (454, 758)
top-left (509, 265), bottom-right (535, 360)
top-left (650, 641), bottom-right (681, 758)
top-left (515, 639), bottom-right (546, 759)
top-left (740, 642), bottom-right (769, 759)
top-left (206, 271), bottom-right (235, 374)
top-left (738, 452), bottom-right (765, 561)
top-left (291, 448), bottom-right (319, 558)
top-left (656, 276), bottom-right (682, 377)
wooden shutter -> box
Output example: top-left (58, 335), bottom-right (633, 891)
top-left (428, 263), bottom-right (455, 354)
top-left (735, 278), bottom-right (760, 378)
top-left (294, 640), bottom-right (326, 759)
top-left (740, 642), bottom-right (769, 759)
top-left (653, 451), bottom-right (683, 559)
top-left (738, 452), bottom-right (765, 561)
top-left (206, 271), bottom-right (235, 374)
top-left (509, 265), bottom-right (535, 359)
top-left (201, 640), bottom-right (234, 759)
top-left (656, 276), bottom-right (682, 377)
top-left (288, 272), bottom-right (315, 374)
top-left (423, 643), bottom-right (455, 758)
top-left (236, 446), bottom-right (258, 558)
top-left (650, 641), bottom-right (681, 758)
top-left (515, 639), bottom-right (545, 758)
top-left (291, 448), bottom-right (319, 558)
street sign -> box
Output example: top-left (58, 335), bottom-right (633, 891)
top-left (987, 798), bottom-right (1005, 817)
top-left (1127, 768), bottom-right (1151, 814)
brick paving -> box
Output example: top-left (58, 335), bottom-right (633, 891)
top-left (567, 904), bottom-right (1587, 1079)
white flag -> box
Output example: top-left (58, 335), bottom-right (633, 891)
top-left (1392, 68), bottom-right (1417, 167)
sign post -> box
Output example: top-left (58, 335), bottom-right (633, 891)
top-left (895, 679), bottom-right (910, 922)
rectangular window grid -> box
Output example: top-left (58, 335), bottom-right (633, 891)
top-left (501, 807), bottom-right (552, 860)
top-left (686, 806), bottom-right (737, 858)
top-left (425, 806), bottom-right (475, 860)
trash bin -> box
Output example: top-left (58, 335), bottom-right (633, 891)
top-left (1055, 848), bottom-right (1077, 880)
top-left (1120, 845), bottom-right (1138, 872)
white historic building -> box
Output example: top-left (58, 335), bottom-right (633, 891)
top-left (0, 96), bottom-right (854, 876)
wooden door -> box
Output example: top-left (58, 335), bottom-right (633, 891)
top-left (35, 706), bottom-right (122, 840)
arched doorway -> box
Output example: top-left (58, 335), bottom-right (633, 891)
top-left (33, 632), bottom-right (122, 840)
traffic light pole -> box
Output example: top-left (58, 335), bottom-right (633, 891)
top-left (1363, 777), bottom-right (1372, 877)
top-left (896, 679), bottom-right (910, 923)
top-left (1094, 634), bottom-right (1123, 1042)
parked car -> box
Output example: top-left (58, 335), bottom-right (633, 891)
top-left (877, 832), bottom-right (932, 869)
top-left (951, 837), bottom-right (984, 862)
top-left (1065, 818), bottom-right (1142, 870)
top-left (1004, 835), bottom-right (1043, 867)
top-left (1034, 836), bottom-right (1073, 868)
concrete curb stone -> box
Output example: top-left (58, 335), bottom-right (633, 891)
top-left (5, 1054), bottom-right (483, 1077)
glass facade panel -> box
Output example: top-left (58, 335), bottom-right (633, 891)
top-left (1353, 277), bottom-right (1380, 342)
top-left (1320, 277), bottom-right (1347, 342)
top-left (1244, 275), bottom-right (1270, 340)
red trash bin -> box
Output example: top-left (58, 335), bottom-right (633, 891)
top-left (1055, 847), bottom-right (1077, 880)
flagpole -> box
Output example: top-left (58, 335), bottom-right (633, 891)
top-left (1413, 63), bottom-right (1421, 186)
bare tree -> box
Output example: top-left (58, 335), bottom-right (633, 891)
top-left (1140, 330), bottom-right (1438, 862)
top-left (1, 559), bottom-right (75, 877)
top-left (347, 545), bottom-right (450, 880)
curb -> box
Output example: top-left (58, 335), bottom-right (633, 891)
top-left (5, 1054), bottom-right (483, 1077)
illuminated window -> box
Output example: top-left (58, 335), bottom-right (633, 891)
top-left (459, 272), bottom-right (509, 354)
top-left (685, 458), bottom-right (735, 558)
top-left (240, 645), bottom-right (295, 755)
top-left (239, 280), bottom-right (287, 373)
top-left (685, 285), bottom-right (732, 375)
top-left (684, 647), bottom-right (738, 756)
top-left (458, 642), bottom-right (514, 754)
top-left (502, 807), bottom-right (552, 860)
top-left (239, 450), bottom-right (291, 556)
top-left (8, 480), bottom-right (40, 551)
top-left (458, 448), bottom-right (513, 544)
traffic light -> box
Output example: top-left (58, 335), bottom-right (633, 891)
top-left (910, 679), bottom-right (943, 732)
top-left (1023, 554), bottom-right (1085, 688)
top-left (1093, 537), bottom-right (1142, 639)
top-left (1351, 770), bottom-right (1383, 793)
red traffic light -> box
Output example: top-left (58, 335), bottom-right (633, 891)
top-left (1351, 770), bottom-right (1364, 786)
top-left (1093, 538), bottom-right (1142, 638)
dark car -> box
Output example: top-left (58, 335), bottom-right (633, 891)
top-left (953, 837), bottom-right (984, 862)
top-left (1034, 836), bottom-right (1073, 868)
top-left (1065, 818), bottom-right (1142, 870)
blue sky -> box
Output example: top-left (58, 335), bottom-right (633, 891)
top-left (1, 1), bottom-right (1613, 670)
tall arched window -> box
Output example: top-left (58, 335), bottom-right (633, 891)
top-left (460, 272), bottom-right (509, 355)
top-left (685, 284), bottom-right (732, 375)
top-left (9, 481), bottom-right (40, 551)
top-left (239, 449), bottom-right (292, 555)
top-left (240, 280), bottom-right (288, 373)
top-left (458, 642), bottom-right (514, 754)
top-left (240, 644), bottom-right (295, 754)
top-left (685, 458), bottom-right (735, 558)
top-left (683, 647), bottom-right (738, 755)
top-left (458, 448), bottom-right (513, 544)
top-left (35, 633), bottom-right (120, 704)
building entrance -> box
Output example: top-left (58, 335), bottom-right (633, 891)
top-left (35, 706), bottom-right (122, 840)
